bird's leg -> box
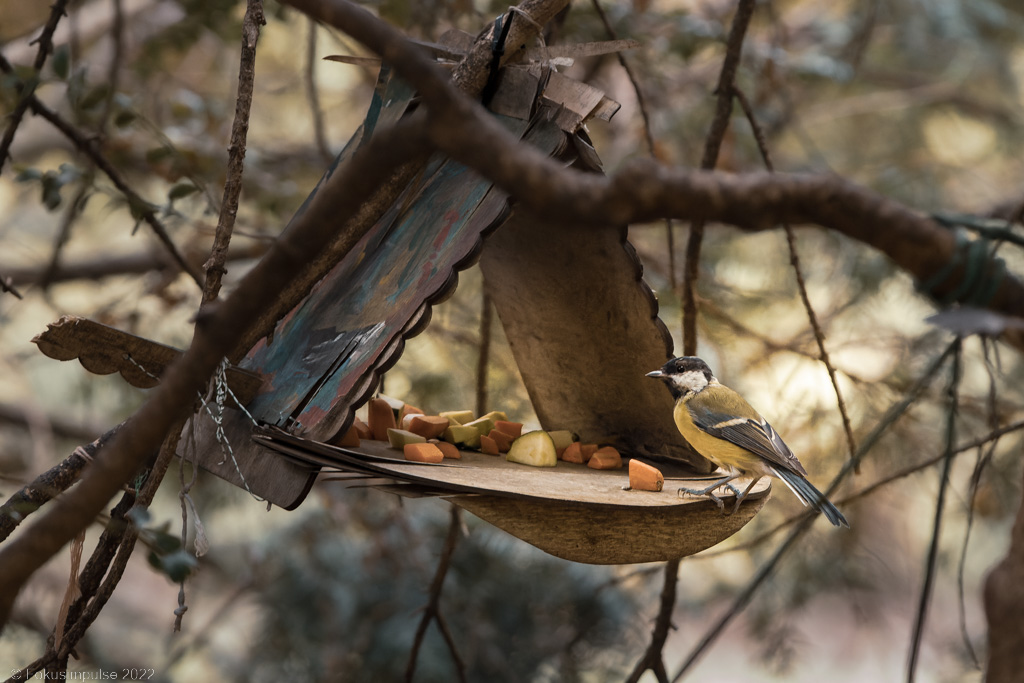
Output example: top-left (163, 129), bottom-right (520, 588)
top-left (678, 473), bottom-right (743, 512)
top-left (729, 476), bottom-right (763, 516)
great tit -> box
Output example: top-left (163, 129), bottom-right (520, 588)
top-left (647, 356), bottom-right (848, 528)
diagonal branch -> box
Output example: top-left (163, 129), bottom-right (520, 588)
top-left (681, 0), bottom-right (758, 355)
top-left (731, 85), bottom-right (859, 470)
top-left (0, 54), bottom-right (204, 288)
top-left (0, 0), bottom-right (70, 176)
top-left (405, 506), bottom-right (466, 683)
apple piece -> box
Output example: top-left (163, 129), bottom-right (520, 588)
top-left (628, 460), bottom-right (665, 491)
top-left (387, 428), bottom-right (427, 449)
top-left (587, 446), bottom-right (623, 470)
top-left (368, 398), bottom-right (397, 440)
top-left (439, 410), bottom-right (475, 425)
top-left (547, 430), bottom-right (575, 451)
top-left (443, 424), bottom-right (481, 449)
top-left (377, 394), bottom-right (405, 413)
top-left (506, 430), bottom-right (557, 468)
top-left (479, 410), bottom-right (508, 423)
top-left (403, 443), bottom-right (444, 463)
top-left (463, 417), bottom-right (495, 438)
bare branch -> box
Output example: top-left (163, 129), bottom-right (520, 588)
top-left (0, 0), bottom-right (70, 176)
top-left (681, 0), bottom-right (758, 356)
top-left (203, 0), bottom-right (266, 304)
top-left (0, 54), bottom-right (204, 289)
top-left (731, 85), bottom-right (859, 470)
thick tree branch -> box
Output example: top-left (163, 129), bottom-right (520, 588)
top-left (984, 453), bottom-right (1024, 681)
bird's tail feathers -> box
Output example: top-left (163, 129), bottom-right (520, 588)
top-left (770, 466), bottom-right (849, 528)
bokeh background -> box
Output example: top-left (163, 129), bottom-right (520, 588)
top-left (2, 0), bottom-right (1024, 680)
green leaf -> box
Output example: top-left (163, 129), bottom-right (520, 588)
top-left (125, 507), bottom-right (151, 527)
top-left (113, 110), bottom-right (137, 128)
top-left (52, 44), bottom-right (70, 80)
top-left (145, 146), bottom-right (173, 163)
top-left (77, 83), bottom-right (111, 111)
top-left (147, 548), bottom-right (198, 583)
top-left (14, 168), bottom-right (42, 182)
top-left (168, 182), bottom-right (200, 201)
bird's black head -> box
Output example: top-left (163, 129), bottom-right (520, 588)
top-left (646, 356), bottom-right (715, 400)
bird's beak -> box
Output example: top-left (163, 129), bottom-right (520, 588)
top-left (646, 370), bottom-right (663, 379)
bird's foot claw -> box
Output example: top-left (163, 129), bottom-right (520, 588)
top-left (678, 481), bottom-right (742, 514)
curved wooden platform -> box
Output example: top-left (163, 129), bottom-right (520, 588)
top-left (258, 432), bottom-right (771, 564)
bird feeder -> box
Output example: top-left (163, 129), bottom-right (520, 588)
top-left (33, 40), bottom-right (769, 564)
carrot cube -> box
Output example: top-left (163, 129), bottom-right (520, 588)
top-left (403, 443), bottom-right (444, 463)
top-left (486, 429), bottom-right (514, 452)
top-left (479, 434), bottom-right (500, 455)
top-left (368, 398), bottom-right (396, 440)
top-left (431, 440), bottom-right (461, 460)
top-left (494, 421), bottom-right (523, 438)
top-left (407, 415), bottom-right (450, 439)
top-left (580, 444), bottom-right (598, 463)
top-left (331, 423), bottom-right (360, 448)
top-left (587, 446), bottom-right (622, 470)
top-left (628, 459), bottom-right (665, 491)
top-left (560, 442), bottom-right (583, 464)
top-left (352, 416), bottom-right (373, 440)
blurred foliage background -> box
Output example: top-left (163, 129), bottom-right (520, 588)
top-left (2, 0), bottom-right (1024, 680)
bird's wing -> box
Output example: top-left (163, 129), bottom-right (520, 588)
top-left (687, 387), bottom-right (809, 476)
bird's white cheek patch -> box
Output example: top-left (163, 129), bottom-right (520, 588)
top-left (672, 370), bottom-right (709, 393)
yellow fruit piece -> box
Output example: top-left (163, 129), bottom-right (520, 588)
top-left (387, 428), bottom-right (426, 449)
top-left (506, 430), bottom-right (557, 468)
top-left (439, 410), bottom-right (475, 425)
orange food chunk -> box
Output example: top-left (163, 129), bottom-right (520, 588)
top-left (628, 459), bottom-right (664, 491)
top-left (407, 415), bottom-right (450, 439)
top-left (398, 403), bottom-right (424, 425)
top-left (494, 421), bottom-right (523, 438)
top-left (403, 443), bottom-right (444, 463)
top-left (587, 446), bottom-right (623, 470)
top-left (352, 416), bottom-right (373, 440)
top-left (560, 442), bottom-right (583, 464)
top-left (479, 434), bottom-right (500, 455)
top-left (580, 443), bottom-right (599, 463)
top-left (368, 398), bottom-right (396, 440)
top-left (431, 440), bottom-right (461, 460)
top-left (331, 423), bottom-right (361, 448)
top-left (487, 429), bottom-right (514, 452)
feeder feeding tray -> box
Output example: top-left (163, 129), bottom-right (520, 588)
top-left (32, 37), bottom-right (771, 564)
top-left (258, 431), bottom-right (772, 565)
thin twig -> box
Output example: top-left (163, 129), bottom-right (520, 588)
top-left (731, 85), bottom-right (859, 471)
top-left (625, 558), bottom-right (679, 683)
top-left (0, 0), bottom-right (69, 176)
top-left (41, 177), bottom-right (93, 290)
top-left (671, 341), bottom-right (957, 680)
top-left (681, 0), bottom-right (757, 355)
top-left (405, 506), bottom-right (466, 683)
top-left (475, 292), bottom-right (492, 417)
top-left (0, 53), bottom-right (204, 289)
top-left (306, 17), bottom-right (333, 165)
top-left (956, 340), bottom-right (999, 669)
top-left (907, 340), bottom-right (961, 682)
top-left (589, 0), bottom-right (678, 295)
top-left (203, 0), bottom-right (266, 304)
top-left (0, 273), bottom-right (23, 299)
